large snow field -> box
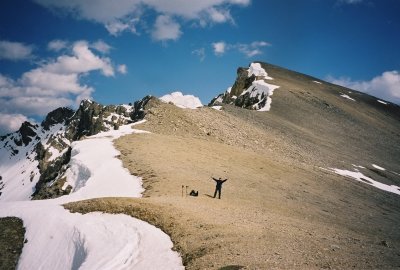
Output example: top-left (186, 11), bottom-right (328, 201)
top-left (59, 123), bottom-right (148, 202)
top-left (0, 122), bottom-right (184, 270)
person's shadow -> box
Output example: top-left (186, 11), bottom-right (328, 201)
top-left (204, 194), bottom-right (214, 198)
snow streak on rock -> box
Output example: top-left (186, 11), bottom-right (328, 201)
top-left (209, 62), bottom-right (280, 111)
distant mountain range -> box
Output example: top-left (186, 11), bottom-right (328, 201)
top-left (1, 61), bottom-right (399, 200)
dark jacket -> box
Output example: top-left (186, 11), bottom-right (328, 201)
top-left (212, 177), bottom-right (228, 189)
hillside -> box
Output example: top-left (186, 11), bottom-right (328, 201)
top-left (2, 61), bottom-right (400, 269)
top-left (69, 62), bottom-right (400, 269)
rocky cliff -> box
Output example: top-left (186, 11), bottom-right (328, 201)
top-left (209, 62), bottom-right (280, 111)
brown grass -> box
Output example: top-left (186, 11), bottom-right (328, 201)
top-left (65, 102), bottom-right (400, 269)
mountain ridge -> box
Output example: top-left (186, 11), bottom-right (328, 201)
top-left (1, 61), bottom-right (400, 269)
top-left (0, 96), bottom-right (152, 201)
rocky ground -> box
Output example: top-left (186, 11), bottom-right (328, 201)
top-left (66, 100), bottom-right (400, 269)
top-left (4, 61), bottom-right (400, 269)
top-left (0, 217), bottom-right (25, 270)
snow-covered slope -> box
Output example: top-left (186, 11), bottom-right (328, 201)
top-left (0, 97), bottom-right (152, 201)
top-left (0, 121), bottom-right (69, 201)
top-left (160, 91), bottom-right (203, 109)
top-left (0, 122), bottom-right (184, 269)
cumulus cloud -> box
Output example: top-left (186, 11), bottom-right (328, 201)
top-left (48, 40), bottom-right (68, 52)
top-left (205, 7), bottom-right (233, 25)
top-left (327, 71), bottom-right (400, 104)
top-left (212, 40), bottom-right (271, 57)
top-left (91, 40), bottom-right (112, 54)
top-left (0, 40), bottom-right (34, 61)
top-left (237, 41), bottom-right (271, 57)
top-left (151, 15), bottom-right (182, 41)
top-left (33, 0), bottom-right (250, 41)
top-left (117, 64), bottom-right (128, 74)
top-left (0, 113), bottom-right (33, 134)
top-left (105, 19), bottom-right (139, 36)
top-left (212, 41), bottom-right (226, 56)
top-left (44, 41), bottom-right (114, 76)
top-left (0, 40), bottom-right (118, 134)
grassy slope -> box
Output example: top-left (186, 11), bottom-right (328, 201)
top-left (66, 95), bottom-right (400, 269)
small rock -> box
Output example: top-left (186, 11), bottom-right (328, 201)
top-left (380, 240), bottom-right (389, 247)
top-left (330, 244), bottom-right (340, 251)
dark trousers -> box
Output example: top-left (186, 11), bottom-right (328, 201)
top-left (213, 188), bottom-right (222, 199)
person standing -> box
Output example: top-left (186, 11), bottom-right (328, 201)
top-left (212, 177), bottom-right (228, 199)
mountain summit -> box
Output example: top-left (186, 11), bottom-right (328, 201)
top-left (1, 62), bottom-right (400, 269)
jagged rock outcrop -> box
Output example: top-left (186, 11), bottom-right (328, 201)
top-left (209, 62), bottom-right (280, 111)
top-left (42, 107), bottom-right (74, 130)
top-left (0, 96), bottom-right (152, 201)
top-left (16, 122), bottom-right (39, 146)
top-left (132, 95), bottom-right (153, 121)
top-left (66, 100), bottom-right (130, 140)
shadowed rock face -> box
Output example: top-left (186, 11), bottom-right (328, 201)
top-left (42, 107), bottom-right (74, 131)
top-left (18, 122), bottom-right (38, 146)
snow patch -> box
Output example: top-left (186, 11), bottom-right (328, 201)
top-left (352, 164), bottom-right (366, 169)
top-left (330, 168), bottom-right (400, 196)
top-left (241, 79), bottom-right (280, 112)
top-left (313, 80), bottom-right (322, 84)
top-left (0, 202), bottom-right (183, 270)
top-left (160, 91), bottom-right (203, 109)
top-left (377, 100), bottom-right (388, 105)
top-left (212, 106), bottom-right (222, 111)
top-left (340, 94), bottom-right (356, 101)
top-left (248, 63), bottom-right (273, 80)
top-left (372, 164), bottom-right (386, 171)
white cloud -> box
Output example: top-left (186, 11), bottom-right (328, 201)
top-left (212, 41), bottom-right (226, 56)
top-left (207, 7), bottom-right (233, 24)
top-left (117, 64), bottom-right (128, 74)
top-left (327, 71), bottom-right (400, 104)
top-left (237, 41), bottom-right (271, 57)
top-left (0, 41), bottom-right (118, 122)
top-left (0, 113), bottom-right (32, 134)
top-left (48, 40), bottom-right (68, 51)
top-left (144, 0), bottom-right (250, 18)
top-left (0, 40), bottom-right (33, 61)
top-left (33, 0), bottom-right (250, 40)
top-left (151, 15), bottom-right (182, 41)
top-left (105, 19), bottom-right (139, 36)
top-left (212, 40), bottom-right (271, 57)
top-left (91, 40), bottom-right (112, 54)
top-left (192, 48), bottom-right (206, 62)
top-left (44, 41), bottom-right (114, 77)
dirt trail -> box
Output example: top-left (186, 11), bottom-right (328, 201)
top-left (67, 101), bottom-right (400, 269)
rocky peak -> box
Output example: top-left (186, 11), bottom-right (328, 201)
top-left (132, 95), bottom-right (153, 120)
top-left (41, 107), bottom-right (74, 130)
top-left (209, 62), bottom-right (280, 111)
top-left (18, 121), bottom-right (38, 146)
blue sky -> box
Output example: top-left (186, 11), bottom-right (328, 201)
top-left (0, 0), bottom-right (399, 134)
